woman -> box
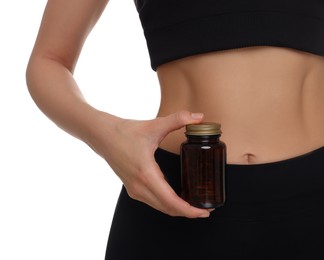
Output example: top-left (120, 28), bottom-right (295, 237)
top-left (26, 0), bottom-right (324, 259)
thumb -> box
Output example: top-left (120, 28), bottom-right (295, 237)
top-left (160, 110), bottom-right (204, 134)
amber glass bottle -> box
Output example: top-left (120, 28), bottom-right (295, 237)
top-left (181, 123), bottom-right (226, 209)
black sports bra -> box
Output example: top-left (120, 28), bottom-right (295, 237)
top-left (134, 0), bottom-right (324, 71)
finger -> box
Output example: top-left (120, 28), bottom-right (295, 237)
top-left (158, 110), bottom-right (204, 135)
top-left (145, 164), bottom-right (211, 218)
top-left (150, 179), bottom-right (210, 218)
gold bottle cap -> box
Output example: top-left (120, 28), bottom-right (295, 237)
top-left (185, 122), bottom-right (222, 136)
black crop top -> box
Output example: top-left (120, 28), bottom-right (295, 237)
top-left (134, 0), bottom-right (324, 71)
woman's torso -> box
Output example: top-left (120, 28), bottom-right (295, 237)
top-left (156, 46), bottom-right (324, 164)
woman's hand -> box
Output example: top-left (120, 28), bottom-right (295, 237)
top-left (90, 110), bottom-right (212, 218)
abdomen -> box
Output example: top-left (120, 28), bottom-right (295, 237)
top-left (156, 46), bottom-right (324, 164)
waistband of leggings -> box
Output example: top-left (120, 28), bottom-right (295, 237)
top-left (155, 146), bottom-right (324, 217)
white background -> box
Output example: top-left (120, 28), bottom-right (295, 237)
top-left (0, 1), bottom-right (160, 259)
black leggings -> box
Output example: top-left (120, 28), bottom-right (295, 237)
top-left (105, 147), bottom-right (324, 260)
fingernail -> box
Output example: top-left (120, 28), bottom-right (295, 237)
top-left (198, 212), bottom-right (210, 218)
top-left (191, 113), bottom-right (204, 119)
top-left (208, 208), bottom-right (215, 212)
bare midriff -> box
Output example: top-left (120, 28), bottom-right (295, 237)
top-left (156, 46), bottom-right (324, 164)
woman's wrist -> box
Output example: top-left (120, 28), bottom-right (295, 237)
top-left (84, 109), bottom-right (123, 158)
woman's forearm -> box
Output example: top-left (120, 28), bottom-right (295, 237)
top-left (26, 56), bottom-right (119, 148)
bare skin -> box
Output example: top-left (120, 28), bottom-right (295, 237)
top-left (26, 0), bottom-right (324, 218)
top-left (157, 46), bottom-right (324, 164)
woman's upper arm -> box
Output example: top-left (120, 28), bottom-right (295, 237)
top-left (30, 0), bottom-right (109, 72)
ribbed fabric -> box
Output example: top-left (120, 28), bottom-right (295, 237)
top-left (134, 0), bottom-right (324, 70)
